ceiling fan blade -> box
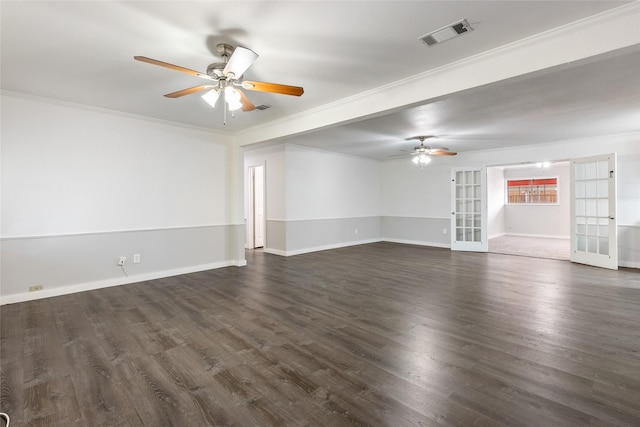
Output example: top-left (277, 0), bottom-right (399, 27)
top-left (430, 151), bottom-right (457, 156)
top-left (134, 56), bottom-right (211, 80)
top-left (238, 89), bottom-right (256, 112)
top-left (223, 47), bottom-right (258, 78)
top-left (164, 85), bottom-right (214, 98)
top-left (242, 80), bottom-right (304, 96)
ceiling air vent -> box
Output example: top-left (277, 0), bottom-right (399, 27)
top-left (255, 104), bottom-right (271, 111)
top-left (419, 19), bottom-right (473, 46)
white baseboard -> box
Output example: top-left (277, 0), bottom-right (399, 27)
top-left (382, 238), bottom-right (451, 249)
top-left (265, 238), bottom-right (451, 256)
top-left (619, 260), bottom-right (640, 269)
top-left (488, 233), bottom-right (507, 240)
top-left (505, 233), bottom-right (570, 240)
top-left (263, 247), bottom-right (287, 256)
top-left (0, 260), bottom-right (244, 305)
top-left (264, 238), bottom-right (382, 257)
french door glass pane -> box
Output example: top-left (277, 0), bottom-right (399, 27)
top-left (465, 214), bottom-right (473, 227)
top-left (597, 199), bottom-right (608, 216)
top-left (597, 160), bottom-right (608, 179)
top-left (465, 186), bottom-right (473, 198)
top-left (574, 157), bottom-right (611, 258)
top-left (598, 218), bottom-right (609, 237)
top-left (577, 235), bottom-right (586, 251)
top-left (597, 180), bottom-right (608, 197)
top-left (455, 169), bottom-right (481, 243)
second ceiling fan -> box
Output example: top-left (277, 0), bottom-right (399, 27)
top-left (135, 43), bottom-right (304, 118)
top-left (391, 136), bottom-right (457, 166)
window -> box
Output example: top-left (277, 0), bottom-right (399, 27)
top-left (507, 177), bottom-right (558, 204)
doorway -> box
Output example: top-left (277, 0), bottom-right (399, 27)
top-left (248, 165), bottom-right (265, 249)
top-left (486, 162), bottom-right (570, 261)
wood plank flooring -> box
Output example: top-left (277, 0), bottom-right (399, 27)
top-left (1, 242), bottom-right (640, 426)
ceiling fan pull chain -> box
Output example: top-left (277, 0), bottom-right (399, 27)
top-left (223, 91), bottom-right (228, 125)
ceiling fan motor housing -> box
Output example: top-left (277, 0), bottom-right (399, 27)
top-left (216, 43), bottom-right (235, 59)
top-left (206, 62), bottom-right (226, 79)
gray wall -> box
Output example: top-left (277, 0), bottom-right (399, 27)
top-left (1, 94), bottom-right (244, 303)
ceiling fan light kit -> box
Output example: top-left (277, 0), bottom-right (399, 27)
top-left (201, 90), bottom-right (220, 108)
top-left (391, 135), bottom-right (458, 168)
top-left (134, 43), bottom-right (304, 124)
top-left (224, 86), bottom-right (243, 111)
top-left (412, 153), bottom-right (431, 165)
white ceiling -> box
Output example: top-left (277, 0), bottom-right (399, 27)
top-left (2, 1), bottom-right (639, 159)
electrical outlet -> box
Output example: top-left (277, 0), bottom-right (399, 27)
top-left (29, 285), bottom-right (43, 292)
top-left (118, 256), bottom-right (126, 266)
top-left (354, 228), bottom-right (359, 235)
top-left (133, 254), bottom-right (141, 264)
top-left (443, 228), bottom-right (447, 234)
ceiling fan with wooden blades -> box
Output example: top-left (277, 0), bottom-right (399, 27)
top-left (134, 43), bottom-right (304, 121)
top-left (389, 136), bottom-right (457, 166)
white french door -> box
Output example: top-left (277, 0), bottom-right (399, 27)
top-left (451, 168), bottom-right (488, 252)
top-left (570, 154), bottom-right (617, 270)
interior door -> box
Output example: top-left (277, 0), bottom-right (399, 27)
top-left (570, 154), bottom-right (617, 270)
top-left (451, 168), bottom-right (488, 252)
top-left (253, 165), bottom-right (265, 248)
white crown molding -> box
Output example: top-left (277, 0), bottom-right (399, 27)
top-left (1, 90), bottom-right (232, 139)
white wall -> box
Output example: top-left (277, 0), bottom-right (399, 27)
top-left (616, 150), bottom-right (640, 268)
top-left (1, 93), bottom-right (244, 303)
top-left (487, 167), bottom-right (506, 239)
top-left (244, 144), bottom-right (381, 255)
top-left (285, 144), bottom-right (381, 254)
top-left (245, 144), bottom-right (287, 222)
top-left (381, 160), bottom-right (452, 219)
top-left (286, 144), bottom-right (380, 220)
top-left (244, 144), bottom-right (287, 252)
top-left (381, 159), bottom-right (453, 247)
top-left (2, 95), bottom-right (227, 235)
top-left (502, 162), bottom-right (570, 238)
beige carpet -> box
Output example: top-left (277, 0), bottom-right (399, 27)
top-left (489, 235), bottom-right (570, 261)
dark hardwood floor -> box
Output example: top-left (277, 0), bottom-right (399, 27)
top-left (1, 242), bottom-right (640, 426)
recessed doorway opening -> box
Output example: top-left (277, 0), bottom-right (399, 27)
top-left (487, 161), bottom-right (570, 261)
top-left (247, 164), bottom-right (265, 249)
